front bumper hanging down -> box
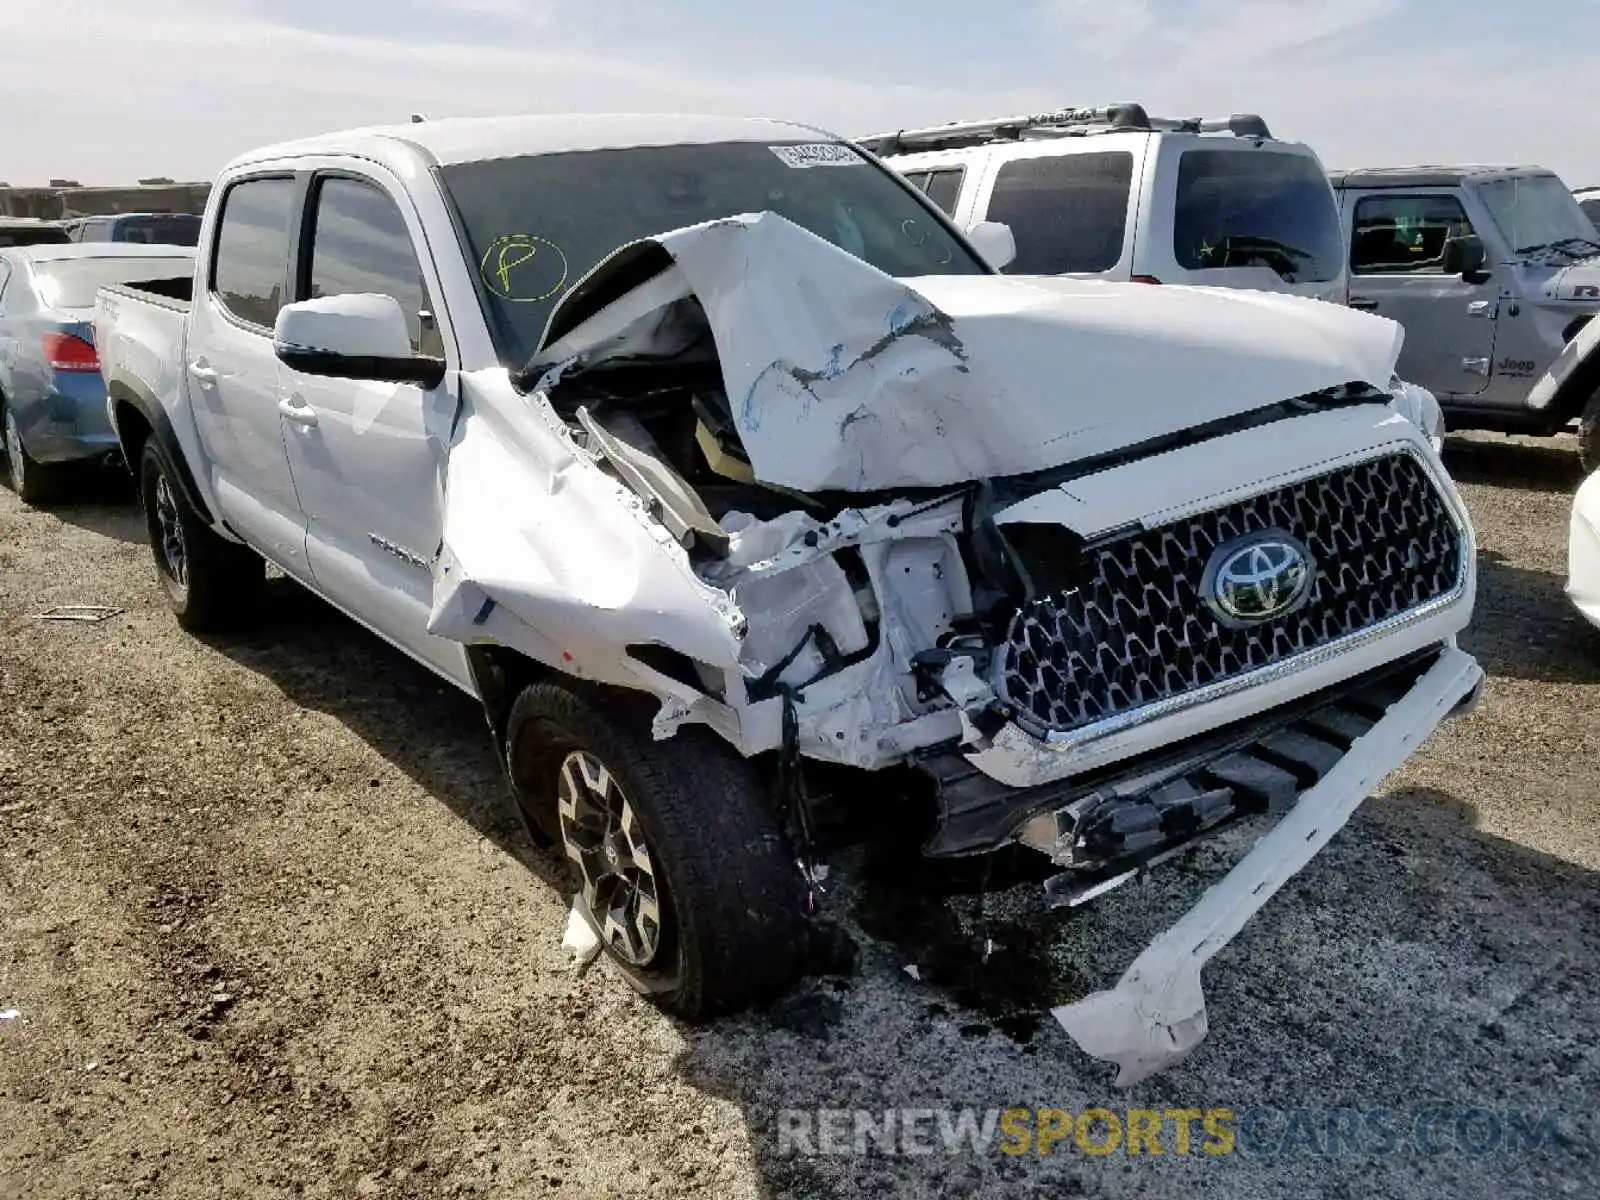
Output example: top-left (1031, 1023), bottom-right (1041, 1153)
top-left (1052, 645), bottom-right (1483, 1086)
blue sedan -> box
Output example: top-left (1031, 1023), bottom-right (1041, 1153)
top-left (1, 243), bottom-right (193, 503)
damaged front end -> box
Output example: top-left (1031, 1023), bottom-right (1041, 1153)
top-left (431, 211), bottom-right (1479, 1082)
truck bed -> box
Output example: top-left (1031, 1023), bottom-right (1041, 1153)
top-left (96, 277), bottom-right (196, 460)
top-left (100, 275), bottom-right (193, 313)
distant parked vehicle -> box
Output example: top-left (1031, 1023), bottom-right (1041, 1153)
top-left (1571, 468), bottom-right (1600, 633)
top-left (0, 218), bottom-right (71, 248)
top-left (1574, 186), bottom-right (1600, 229)
top-left (66, 212), bottom-right (202, 247)
top-left (1331, 165), bottom-right (1600, 470)
top-left (864, 103), bottom-right (1350, 304)
top-left (0, 244), bottom-right (194, 502)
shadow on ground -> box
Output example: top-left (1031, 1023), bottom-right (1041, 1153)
top-left (190, 573), bottom-right (1599, 1198)
top-left (1441, 436), bottom-right (1585, 495)
top-left (32, 465), bottom-right (142, 544)
top-left (198, 575), bottom-right (562, 890)
top-left (1465, 549), bottom-right (1600, 686)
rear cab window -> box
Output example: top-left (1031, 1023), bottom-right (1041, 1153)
top-left (1169, 148), bottom-right (1344, 283)
top-left (981, 151), bottom-right (1135, 274)
top-left (210, 177), bottom-right (297, 329)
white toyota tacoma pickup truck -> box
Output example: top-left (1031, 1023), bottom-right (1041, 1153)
top-left (94, 114), bottom-right (1481, 1084)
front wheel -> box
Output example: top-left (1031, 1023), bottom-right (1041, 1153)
top-left (138, 438), bottom-right (264, 631)
top-left (504, 683), bottom-right (807, 1019)
top-left (1580, 392), bottom-right (1600, 475)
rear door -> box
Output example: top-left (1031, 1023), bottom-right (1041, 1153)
top-left (276, 167), bottom-right (469, 686)
top-left (1343, 189), bottom-right (1497, 398)
top-left (185, 173), bottom-right (311, 573)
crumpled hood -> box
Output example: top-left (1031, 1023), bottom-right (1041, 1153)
top-left (530, 212), bottom-right (1404, 493)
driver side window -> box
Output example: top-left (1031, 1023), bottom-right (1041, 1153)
top-left (305, 176), bottom-right (443, 358)
top-left (1351, 194), bottom-right (1474, 276)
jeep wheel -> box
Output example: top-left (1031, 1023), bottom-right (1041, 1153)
top-left (138, 438), bottom-right (264, 631)
top-left (2, 395), bottom-right (61, 505)
top-left (504, 683), bottom-right (806, 1019)
top-left (1580, 392), bottom-right (1600, 475)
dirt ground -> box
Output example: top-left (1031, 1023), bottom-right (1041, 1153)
top-left (2, 435), bottom-right (1597, 1199)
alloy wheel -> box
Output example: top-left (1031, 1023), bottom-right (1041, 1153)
top-left (153, 474), bottom-right (188, 589)
top-left (3, 407), bottom-right (24, 494)
top-left (557, 751), bottom-right (663, 966)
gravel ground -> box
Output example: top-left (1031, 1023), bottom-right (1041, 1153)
top-left (2, 434), bottom-right (1597, 1199)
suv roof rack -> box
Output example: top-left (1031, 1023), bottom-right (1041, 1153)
top-left (858, 104), bottom-right (1273, 156)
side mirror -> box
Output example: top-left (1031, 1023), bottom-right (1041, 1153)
top-left (1442, 234), bottom-right (1490, 283)
top-left (273, 293), bottom-right (445, 388)
top-left (965, 220), bottom-right (1017, 271)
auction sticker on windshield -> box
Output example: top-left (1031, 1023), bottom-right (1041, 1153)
top-left (769, 143), bottom-right (862, 169)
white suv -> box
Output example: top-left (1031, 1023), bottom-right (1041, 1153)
top-left (866, 104), bottom-right (1349, 303)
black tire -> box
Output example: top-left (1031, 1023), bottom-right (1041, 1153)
top-left (2, 393), bottom-right (62, 505)
top-left (504, 682), bottom-right (807, 1019)
top-left (137, 438), bottom-right (264, 632)
top-left (1580, 392), bottom-right (1600, 475)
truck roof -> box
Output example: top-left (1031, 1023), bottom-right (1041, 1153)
top-left (228, 113), bottom-right (836, 173)
top-left (1327, 164), bottom-right (1557, 189)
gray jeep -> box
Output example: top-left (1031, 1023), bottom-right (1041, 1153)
top-left (1331, 165), bottom-right (1600, 468)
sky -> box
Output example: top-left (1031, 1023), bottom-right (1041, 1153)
top-left (1, 0), bottom-right (1597, 187)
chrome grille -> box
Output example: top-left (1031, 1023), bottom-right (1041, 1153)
top-left (995, 452), bottom-right (1464, 735)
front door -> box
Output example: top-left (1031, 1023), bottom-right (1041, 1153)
top-left (276, 170), bottom-right (469, 687)
top-left (1345, 190), bottom-right (1498, 399)
top-left (185, 175), bottom-right (310, 574)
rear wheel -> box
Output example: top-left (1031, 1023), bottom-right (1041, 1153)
top-left (138, 438), bottom-right (264, 631)
top-left (504, 683), bottom-right (807, 1019)
top-left (2, 395), bottom-right (61, 505)
top-left (1580, 392), bottom-right (1600, 475)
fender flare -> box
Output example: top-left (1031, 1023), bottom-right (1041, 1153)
top-left (1527, 315), bottom-right (1600, 424)
top-left (106, 376), bottom-right (216, 526)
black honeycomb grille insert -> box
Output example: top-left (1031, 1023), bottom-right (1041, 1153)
top-left (996, 453), bottom-right (1463, 734)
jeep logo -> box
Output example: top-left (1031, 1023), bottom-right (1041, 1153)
top-left (1574, 285), bottom-right (1600, 300)
top-left (1496, 358), bottom-right (1537, 376)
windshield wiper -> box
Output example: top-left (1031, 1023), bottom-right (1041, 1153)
top-left (1517, 237), bottom-right (1600, 260)
top-left (1203, 235), bottom-right (1313, 280)
top-left (1551, 236), bottom-right (1600, 256)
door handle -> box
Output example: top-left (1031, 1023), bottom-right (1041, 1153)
top-left (1348, 297), bottom-right (1378, 311)
top-left (1467, 300), bottom-right (1496, 318)
top-left (277, 396), bottom-right (318, 427)
top-left (187, 359), bottom-right (218, 383)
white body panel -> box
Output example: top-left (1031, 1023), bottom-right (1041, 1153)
top-left (1569, 469), bottom-right (1600, 630)
top-left (885, 130), bottom-right (1348, 302)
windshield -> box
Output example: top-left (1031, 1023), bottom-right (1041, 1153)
top-left (1172, 149), bottom-right (1344, 283)
top-left (32, 256), bottom-right (193, 309)
top-left (1476, 175), bottom-right (1598, 254)
top-left (116, 215), bottom-right (202, 246)
top-left (438, 140), bottom-right (985, 367)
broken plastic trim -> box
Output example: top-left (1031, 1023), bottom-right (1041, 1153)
top-left (1051, 645), bottom-right (1483, 1086)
